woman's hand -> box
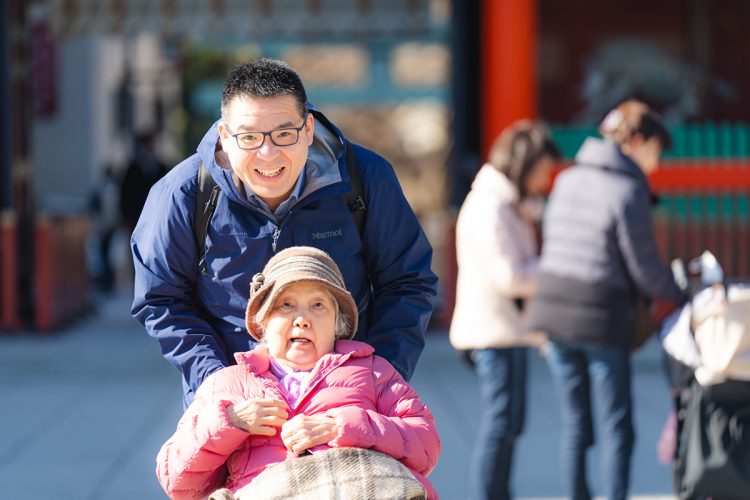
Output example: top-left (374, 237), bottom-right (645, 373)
top-left (280, 414), bottom-right (338, 455)
top-left (226, 398), bottom-right (288, 436)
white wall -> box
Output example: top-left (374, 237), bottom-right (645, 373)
top-left (32, 36), bottom-right (126, 215)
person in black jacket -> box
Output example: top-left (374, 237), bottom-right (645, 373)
top-left (527, 100), bottom-right (687, 500)
top-left (119, 132), bottom-right (168, 233)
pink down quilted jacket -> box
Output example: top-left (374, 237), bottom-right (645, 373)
top-left (156, 340), bottom-right (441, 499)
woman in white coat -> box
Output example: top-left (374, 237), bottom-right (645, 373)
top-left (450, 120), bottom-right (560, 500)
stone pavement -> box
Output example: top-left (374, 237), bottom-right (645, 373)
top-left (0, 291), bottom-right (678, 499)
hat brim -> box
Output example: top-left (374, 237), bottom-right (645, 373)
top-left (245, 277), bottom-right (358, 342)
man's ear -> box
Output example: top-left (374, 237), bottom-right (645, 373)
top-left (217, 121), bottom-right (227, 139)
top-left (621, 133), bottom-right (643, 157)
top-left (305, 114), bottom-right (315, 146)
top-left (629, 133), bottom-right (647, 148)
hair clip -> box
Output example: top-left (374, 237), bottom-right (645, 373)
top-left (601, 109), bottom-right (624, 132)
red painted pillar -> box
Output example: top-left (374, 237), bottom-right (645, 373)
top-left (440, 0), bottom-right (538, 330)
top-left (481, 0), bottom-right (537, 158)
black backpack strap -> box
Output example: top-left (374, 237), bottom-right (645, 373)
top-left (194, 162), bottom-right (221, 274)
top-left (343, 140), bottom-right (366, 237)
top-left (309, 108), bottom-right (367, 237)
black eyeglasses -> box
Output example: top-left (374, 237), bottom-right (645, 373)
top-left (224, 113), bottom-right (308, 150)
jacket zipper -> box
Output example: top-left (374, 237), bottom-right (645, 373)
top-left (271, 227), bottom-right (281, 252)
top-left (290, 352), bottom-right (352, 410)
top-left (270, 208), bottom-right (295, 253)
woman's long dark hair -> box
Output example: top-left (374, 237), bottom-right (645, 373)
top-left (487, 120), bottom-right (560, 198)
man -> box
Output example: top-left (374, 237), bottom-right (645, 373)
top-left (131, 59), bottom-right (437, 407)
top-left (527, 100), bottom-right (686, 500)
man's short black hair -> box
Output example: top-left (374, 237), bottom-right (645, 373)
top-left (221, 58), bottom-right (308, 118)
top-left (600, 100), bottom-right (673, 151)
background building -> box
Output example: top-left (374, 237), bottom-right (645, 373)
top-left (1, 0), bottom-right (748, 332)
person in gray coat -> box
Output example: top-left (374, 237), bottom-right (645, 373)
top-left (527, 100), bottom-right (687, 500)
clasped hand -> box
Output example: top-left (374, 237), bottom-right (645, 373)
top-left (280, 414), bottom-right (339, 455)
top-left (227, 398), bottom-right (338, 454)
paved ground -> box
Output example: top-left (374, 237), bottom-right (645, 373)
top-left (0, 291), bottom-right (679, 499)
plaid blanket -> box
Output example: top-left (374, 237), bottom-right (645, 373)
top-left (210, 447), bottom-right (426, 500)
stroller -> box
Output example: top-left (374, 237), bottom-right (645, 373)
top-left (659, 252), bottom-right (750, 500)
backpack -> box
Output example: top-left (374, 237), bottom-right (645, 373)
top-left (192, 139), bottom-right (366, 273)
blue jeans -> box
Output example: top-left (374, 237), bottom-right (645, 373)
top-left (468, 347), bottom-right (527, 500)
top-left (545, 342), bottom-right (634, 500)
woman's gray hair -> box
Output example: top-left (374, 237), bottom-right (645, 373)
top-left (257, 289), bottom-right (352, 342)
top-left (332, 295), bottom-right (353, 340)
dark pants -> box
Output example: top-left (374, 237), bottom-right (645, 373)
top-left (468, 347), bottom-right (528, 500)
top-left (545, 342), bottom-right (634, 500)
top-left (94, 228), bottom-right (115, 292)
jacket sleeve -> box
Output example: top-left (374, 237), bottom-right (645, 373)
top-left (156, 370), bottom-right (250, 500)
top-left (615, 186), bottom-right (686, 303)
top-left (356, 147), bottom-right (438, 381)
top-left (324, 357), bottom-right (441, 475)
top-left (131, 169), bottom-right (229, 402)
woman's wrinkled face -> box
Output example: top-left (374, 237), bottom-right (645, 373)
top-left (263, 281), bottom-right (337, 371)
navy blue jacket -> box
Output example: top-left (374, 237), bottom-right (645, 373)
top-left (131, 108), bottom-right (437, 406)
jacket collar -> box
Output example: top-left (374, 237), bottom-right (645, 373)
top-left (233, 339), bottom-right (374, 374)
top-left (575, 137), bottom-right (648, 185)
top-left (234, 340), bottom-right (375, 409)
top-left (471, 164), bottom-right (520, 203)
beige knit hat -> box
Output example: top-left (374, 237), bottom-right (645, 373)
top-left (245, 246), bottom-right (358, 341)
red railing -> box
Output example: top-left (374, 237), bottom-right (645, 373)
top-left (34, 215), bottom-right (91, 331)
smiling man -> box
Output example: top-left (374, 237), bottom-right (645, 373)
top-left (131, 59), bottom-right (437, 408)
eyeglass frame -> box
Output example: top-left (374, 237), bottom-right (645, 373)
top-left (223, 111), bottom-right (309, 151)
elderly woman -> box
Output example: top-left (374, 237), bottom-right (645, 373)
top-left (156, 247), bottom-right (440, 500)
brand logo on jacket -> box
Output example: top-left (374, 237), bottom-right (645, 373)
top-left (312, 229), bottom-right (343, 240)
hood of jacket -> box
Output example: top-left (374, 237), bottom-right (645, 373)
top-left (575, 137), bottom-right (649, 186)
top-left (471, 163), bottom-right (521, 204)
top-left (196, 105), bottom-right (347, 208)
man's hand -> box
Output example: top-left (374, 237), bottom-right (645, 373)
top-left (226, 398), bottom-right (288, 436)
top-left (280, 414), bottom-right (339, 455)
